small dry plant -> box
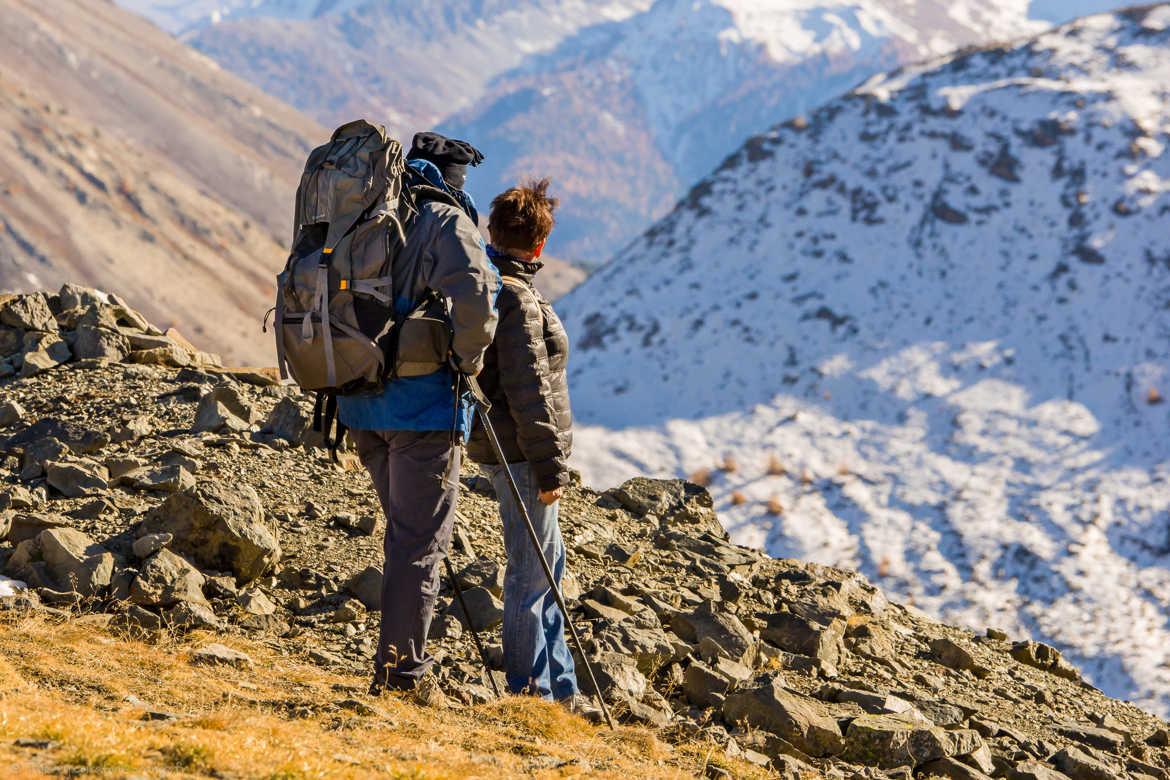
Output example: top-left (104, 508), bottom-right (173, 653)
top-left (765, 454), bottom-right (786, 476)
top-left (688, 468), bottom-right (712, 487)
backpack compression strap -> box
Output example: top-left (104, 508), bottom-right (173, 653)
top-left (312, 391), bottom-right (349, 462)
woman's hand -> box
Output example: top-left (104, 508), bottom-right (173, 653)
top-left (538, 487), bottom-right (564, 506)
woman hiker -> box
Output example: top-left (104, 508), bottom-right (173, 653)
top-left (467, 179), bottom-right (599, 720)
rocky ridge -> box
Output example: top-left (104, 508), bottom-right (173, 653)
top-left (2, 286), bottom-right (1169, 779)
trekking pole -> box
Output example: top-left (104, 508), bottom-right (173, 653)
top-left (442, 555), bottom-right (502, 699)
top-left (464, 375), bottom-right (615, 730)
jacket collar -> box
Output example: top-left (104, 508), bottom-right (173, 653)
top-left (487, 245), bottom-right (543, 282)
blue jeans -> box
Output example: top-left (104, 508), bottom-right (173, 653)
top-left (486, 463), bottom-right (579, 700)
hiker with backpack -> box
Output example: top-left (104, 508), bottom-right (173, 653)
top-left (467, 180), bottom-right (598, 718)
top-left (275, 124), bottom-right (499, 695)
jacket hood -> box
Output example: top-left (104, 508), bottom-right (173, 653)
top-left (407, 158), bottom-right (479, 224)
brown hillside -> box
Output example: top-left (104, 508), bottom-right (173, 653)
top-left (0, 0), bottom-right (324, 366)
top-left (0, 0), bottom-right (586, 366)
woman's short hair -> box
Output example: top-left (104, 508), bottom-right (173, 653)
top-left (488, 178), bottom-right (559, 254)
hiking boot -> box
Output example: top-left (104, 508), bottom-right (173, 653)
top-left (560, 693), bottom-right (603, 723)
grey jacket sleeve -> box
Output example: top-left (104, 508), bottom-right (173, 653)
top-left (423, 207), bottom-right (500, 375)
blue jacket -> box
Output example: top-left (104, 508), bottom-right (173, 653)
top-left (338, 160), bottom-right (500, 434)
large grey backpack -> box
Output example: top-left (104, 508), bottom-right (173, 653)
top-left (273, 120), bottom-right (415, 394)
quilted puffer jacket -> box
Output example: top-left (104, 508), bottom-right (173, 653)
top-left (467, 252), bottom-right (572, 491)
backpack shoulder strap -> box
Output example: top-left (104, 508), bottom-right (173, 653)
top-left (499, 275), bottom-right (547, 325)
top-left (500, 275), bottom-right (542, 301)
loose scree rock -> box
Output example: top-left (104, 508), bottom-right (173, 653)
top-left (0, 287), bottom-right (1168, 778)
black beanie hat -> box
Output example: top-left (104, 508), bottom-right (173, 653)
top-left (407, 132), bottom-right (485, 191)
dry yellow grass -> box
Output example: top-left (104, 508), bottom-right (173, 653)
top-left (0, 611), bottom-right (770, 779)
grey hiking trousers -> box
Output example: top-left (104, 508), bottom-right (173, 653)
top-left (352, 429), bottom-right (459, 689)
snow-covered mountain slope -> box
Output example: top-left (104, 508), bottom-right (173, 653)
top-left (558, 5), bottom-right (1170, 716)
top-left (441, 0), bottom-right (1131, 257)
top-left (120, 0), bottom-right (1130, 261)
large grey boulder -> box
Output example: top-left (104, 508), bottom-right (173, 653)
top-left (167, 599), bottom-right (220, 629)
top-left (762, 611), bottom-right (845, 667)
top-left (127, 345), bottom-right (190, 368)
top-left (8, 418), bottom-right (109, 456)
top-left (448, 586), bottom-right (504, 632)
top-left (58, 283), bottom-right (107, 312)
top-left (192, 385), bottom-right (256, 434)
top-left (1011, 641), bottom-right (1081, 681)
top-left (604, 623), bottom-right (676, 677)
top-left (0, 400), bottom-right (25, 427)
top-left (45, 460), bottom-right (109, 498)
top-left (19, 346), bottom-right (68, 377)
top-left (577, 651), bottom-right (648, 705)
top-left (1, 293), bottom-right (56, 332)
top-left (671, 600), bottom-right (756, 666)
top-left (5, 528), bottom-right (114, 597)
top-left (930, 636), bottom-right (990, 678)
top-left (840, 712), bottom-right (957, 768)
top-left (129, 548), bottom-right (207, 608)
top-left (122, 465), bottom-right (196, 494)
top-left (260, 397), bottom-right (323, 447)
top-left (19, 438), bottom-right (67, 481)
top-left (454, 559), bottom-right (505, 597)
top-left (192, 399), bottom-right (249, 433)
top-left (137, 482), bottom-right (279, 584)
top-left (1050, 745), bottom-right (1119, 780)
top-left (683, 660), bottom-right (734, 709)
top-left (722, 676), bottom-right (844, 757)
top-left (5, 513), bottom-right (70, 544)
top-left (346, 565), bottom-right (382, 610)
top-left (71, 325), bottom-right (130, 362)
top-left (237, 589), bottom-right (276, 616)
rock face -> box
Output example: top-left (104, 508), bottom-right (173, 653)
top-left (138, 482), bottom-right (278, 584)
top-left (0, 292), bottom-right (1169, 779)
